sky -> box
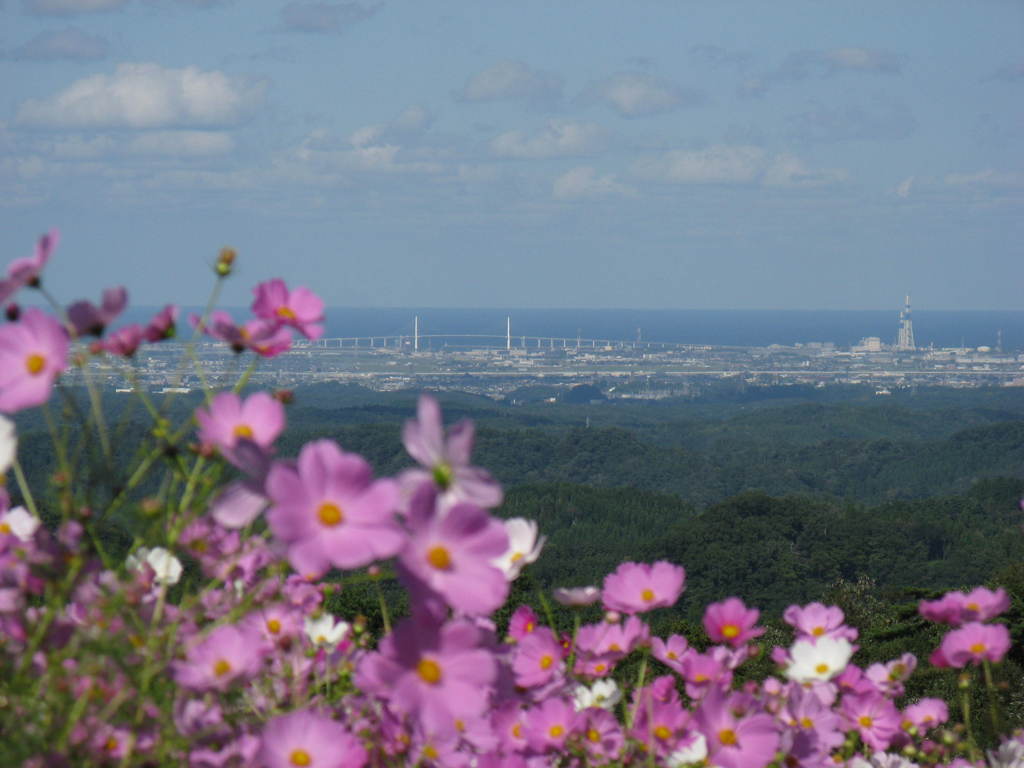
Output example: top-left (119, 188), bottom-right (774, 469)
top-left (1, 0), bottom-right (1022, 310)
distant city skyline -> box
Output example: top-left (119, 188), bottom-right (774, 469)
top-left (1, 1), bottom-right (1021, 310)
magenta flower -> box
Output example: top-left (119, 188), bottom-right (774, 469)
top-left (575, 707), bottom-right (624, 762)
top-left (525, 696), bottom-right (576, 753)
top-left (903, 698), bottom-right (949, 731)
top-left (0, 308), bottom-right (68, 412)
top-left (191, 311), bottom-right (293, 357)
top-left (602, 561), bottom-right (685, 614)
top-left (936, 621), bottom-right (1011, 667)
top-left (67, 286), bottom-right (128, 337)
top-left (398, 484), bottom-right (509, 616)
top-left (511, 626), bottom-right (564, 688)
top-left (401, 394), bottom-right (502, 508)
top-left (508, 604), bottom-right (541, 641)
top-left (652, 634), bottom-right (690, 674)
top-left (266, 439), bottom-right (404, 578)
top-left (0, 229), bottom-right (57, 302)
top-left (98, 324), bottom-right (144, 357)
top-left (704, 597), bottom-right (765, 647)
top-left (251, 278), bottom-right (325, 340)
top-left (356, 617), bottom-right (497, 737)
top-left (961, 587), bottom-right (1011, 622)
top-left (783, 602), bottom-right (858, 641)
top-left (172, 624), bottom-right (264, 692)
top-left (840, 692), bottom-right (901, 751)
top-left (195, 391), bottom-right (285, 457)
top-left (694, 689), bottom-right (780, 768)
top-left (143, 304), bottom-right (178, 342)
top-left (259, 710), bottom-right (367, 768)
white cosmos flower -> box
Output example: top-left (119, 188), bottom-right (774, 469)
top-left (0, 506), bottom-right (39, 542)
top-left (667, 733), bottom-right (708, 767)
top-left (785, 636), bottom-right (854, 683)
top-left (304, 614), bottom-right (350, 649)
top-left (553, 586), bottom-right (601, 606)
top-left (126, 547), bottom-right (183, 586)
top-left (572, 678), bottom-right (621, 711)
top-left (0, 415), bottom-right (16, 476)
top-left (492, 517), bottom-right (546, 580)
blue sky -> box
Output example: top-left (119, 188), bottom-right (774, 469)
top-left (1, 0), bottom-right (1022, 310)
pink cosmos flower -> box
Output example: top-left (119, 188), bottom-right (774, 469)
top-left (195, 391), bottom-right (286, 457)
top-left (508, 604), bottom-right (541, 641)
top-left (191, 311), bottom-right (293, 357)
top-left (630, 695), bottom-right (691, 758)
top-left (526, 696), bottom-right (576, 753)
top-left (704, 597), bottom-right (765, 647)
top-left (652, 633), bottom-right (690, 674)
top-left (575, 707), bottom-right (624, 762)
top-left (266, 439), bottom-right (404, 578)
top-left (783, 602), bottom-right (859, 641)
top-left (0, 308), bottom-right (69, 412)
top-left (259, 710), bottom-right (367, 768)
top-left (841, 692), bottom-right (902, 751)
top-left (936, 622), bottom-right (1011, 667)
top-left (553, 585), bottom-right (601, 606)
top-left (251, 278), bottom-right (325, 340)
top-left (401, 394), bottom-right (502, 508)
top-left (172, 624), bottom-right (264, 692)
top-left (143, 304), bottom-right (178, 342)
top-left (961, 587), bottom-right (1011, 622)
top-left (602, 560), bottom-right (685, 614)
top-left (681, 647), bottom-right (734, 699)
top-left (356, 617), bottom-right (497, 737)
top-left (694, 689), bottom-right (780, 768)
top-left (865, 653), bottom-right (916, 697)
top-left (398, 484), bottom-right (509, 616)
top-left (903, 699), bottom-right (949, 732)
top-left (98, 324), bottom-right (143, 357)
top-left (0, 230), bottom-right (57, 302)
top-left (511, 626), bottom-right (564, 688)
top-left (67, 286), bottom-right (128, 337)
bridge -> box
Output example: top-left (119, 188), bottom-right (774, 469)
top-left (293, 333), bottom-right (711, 353)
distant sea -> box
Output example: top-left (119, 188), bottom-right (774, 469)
top-left (123, 307), bottom-right (1024, 351)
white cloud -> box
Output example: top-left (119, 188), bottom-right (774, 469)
top-left (23, 0), bottom-right (128, 13)
top-left (52, 134), bottom-right (117, 158)
top-left (279, 2), bottom-right (377, 34)
top-left (896, 176), bottom-right (914, 198)
top-left (944, 169), bottom-right (1024, 188)
top-left (291, 129), bottom-right (443, 175)
top-left (350, 104), bottom-right (433, 147)
top-left (16, 63), bottom-right (265, 128)
top-left (491, 120), bottom-right (604, 159)
top-left (127, 130), bottom-right (234, 156)
top-left (553, 166), bottom-right (634, 200)
top-left (457, 60), bottom-right (563, 107)
top-left (632, 145), bottom-right (844, 187)
top-left (6, 27), bottom-right (109, 60)
top-left (740, 47), bottom-right (903, 98)
top-left (585, 72), bottom-right (704, 117)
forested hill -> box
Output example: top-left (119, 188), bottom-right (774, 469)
top-left (500, 479), bottom-right (1024, 617)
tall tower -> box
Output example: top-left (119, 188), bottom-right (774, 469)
top-left (506, 316), bottom-right (511, 352)
top-left (414, 315), bottom-right (420, 352)
top-left (896, 295), bottom-right (916, 351)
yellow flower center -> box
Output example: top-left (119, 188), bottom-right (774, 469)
top-left (540, 654), bottom-right (554, 669)
top-left (277, 306), bottom-right (297, 321)
top-left (233, 424), bottom-right (254, 439)
top-left (510, 551), bottom-right (524, 563)
top-left (654, 725), bottom-right (672, 741)
top-left (317, 502), bottom-right (343, 527)
top-left (641, 588), bottom-right (655, 602)
top-left (722, 624), bottom-right (740, 639)
top-left (549, 724), bottom-right (564, 739)
top-left (0, 523), bottom-right (10, 535)
top-left (594, 663), bottom-right (607, 674)
top-left (525, 621), bottom-right (534, 633)
top-left (667, 651), bottom-right (677, 659)
top-left (966, 602), bottom-right (979, 612)
top-left (812, 626), bottom-right (826, 637)
top-left (289, 749), bottom-right (312, 766)
top-left (969, 642), bottom-right (986, 654)
top-left (104, 737), bottom-right (118, 752)
top-left (432, 462), bottom-right (454, 489)
top-left (417, 658), bottom-right (442, 684)
top-left (512, 723), bottom-right (522, 739)
top-left (815, 663), bottom-right (830, 675)
top-left (213, 659), bottom-right (232, 677)
top-left (719, 728), bottom-right (738, 746)
top-left (426, 545), bottom-right (452, 570)
top-left (25, 354), bottom-right (45, 375)
top-left (859, 716), bottom-right (874, 728)
top-left (587, 728), bottom-right (601, 743)
top-left (800, 717), bottom-right (814, 729)
top-left (422, 745), bottom-right (439, 760)
top-left (266, 618), bottom-right (282, 634)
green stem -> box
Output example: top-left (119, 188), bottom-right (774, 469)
top-left (626, 648), bottom-right (649, 729)
top-left (233, 357), bottom-right (260, 394)
top-left (373, 575), bottom-right (392, 635)
top-left (959, 676), bottom-right (981, 761)
top-left (981, 659), bottom-right (1003, 738)
top-left (12, 455), bottom-right (38, 518)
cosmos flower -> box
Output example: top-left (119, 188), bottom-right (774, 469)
top-left (251, 278), bottom-right (325, 340)
top-left (172, 624), bottom-right (264, 692)
top-left (0, 229), bottom-right (57, 302)
top-left (703, 597), bottom-right (765, 647)
top-left (126, 547), bottom-right (183, 586)
top-left (553, 585), bottom-right (601, 606)
top-left (195, 391), bottom-right (286, 457)
top-left (259, 710), bottom-right (367, 768)
top-left (67, 286), bottom-right (128, 337)
top-left (0, 308), bottom-right (69, 412)
top-left (0, 415), bottom-right (16, 476)
top-left (785, 636), bottom-right (854, 684)
top-left (602, 560), bottom-right (686, 614)
top-left (492, 517), bottom-right (545, 580)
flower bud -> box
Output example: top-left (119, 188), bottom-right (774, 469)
top-left (215, 247), bottom-right (236, 276)
top-left (274, 389), bottom-right (295, 404)
top-left (5, 303), bottom-right (19, 322)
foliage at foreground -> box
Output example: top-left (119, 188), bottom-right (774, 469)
top-left (0, 231), bottom-right (1022, 768)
